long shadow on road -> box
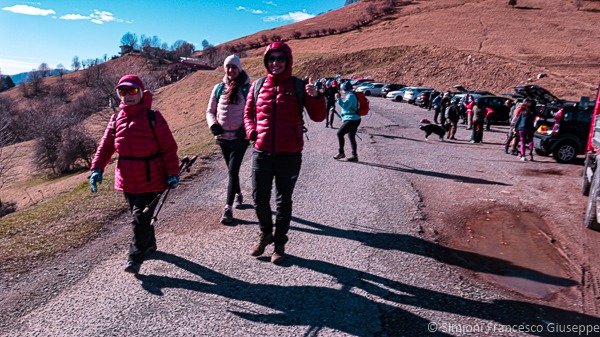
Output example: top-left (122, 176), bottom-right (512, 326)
top-left (356, 161), bottom-right (511, 186)
top-left (139, 249), bottom-right (597, 337)
top-left (290, 217), bottom-right (576, 288)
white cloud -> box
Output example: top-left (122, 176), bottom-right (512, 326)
top-left (59, 9), bottom-right (122, 25)
top-left (263, 1), bottom-right (277, 6)
top-left (60, 14), bottom-right (88, 21)
top-left (2, 4), bottom-right (55, 16)
top-left (264, 10), bottom-right (314, 23)
top-left (0, 58), bottom-right (41, 75)
top-left (236, 6), bottom-right (266, 14)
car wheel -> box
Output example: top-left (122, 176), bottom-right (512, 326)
top-left (394, 96), bottom-right (402, 102)
top-left (552, 141), bottom-right (577, 163)
top-left (585, 167), bottom-right (600, 230)
top-left (535, 148), bottom-right (550, 156)
top-left (582, 155), bottom-right (593, 196)
top-left (364, 91), bottom-right (371, 96)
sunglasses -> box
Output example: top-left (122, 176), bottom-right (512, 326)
top-left (118, 87), bottom-right (140, 96)
top-left (267, 55), bottom-right (287, 64)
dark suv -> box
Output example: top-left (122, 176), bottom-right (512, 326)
top-left (533, 102), bottom-right (594, 163)
top-left (513, 85), bottom-right (591, 163)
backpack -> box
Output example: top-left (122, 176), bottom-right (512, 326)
top-left (215, 82), bottom-right (251, 103)
top-left (355, 91), bottom-right (370, 116)
top-left (110, 109), bottom-right (161, 182)
top-left (111, 109), bottom-right (156, 136)
top-left (253, 76), bottom-right (308, 138)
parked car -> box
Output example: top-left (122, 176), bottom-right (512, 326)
top-left (403, 87), bottom-right (434, 104)
top-left (355, 82), bottom-right (386, 96)
top-left (381, 84), bottom-right (406, 98)
top-left (477, 95), bottom-right (512, 123)
top-left (415, 91), bottom-right (437, 108)
top-left (386, 88), bottom-right (408, 102)
top-left (350, 78), bottom-right (375, 86)
top-left (533, 101), bottom-right (594, 163)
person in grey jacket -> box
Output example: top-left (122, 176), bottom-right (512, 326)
top-left (206, 55), bottom-right (250, 224)
top-left (471, 99), bottom-right (486, 143)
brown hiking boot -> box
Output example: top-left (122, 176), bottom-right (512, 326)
top-left (271, 243), bottom-right (286, 264)
top-left (250, 232), bottom-right (273, 257)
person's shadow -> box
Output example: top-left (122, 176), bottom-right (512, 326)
top-left (290, 217), bottom-right (577, 288)
top-left (139, 251), bottom-right (598, 336)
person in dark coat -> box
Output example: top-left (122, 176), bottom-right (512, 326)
top-left (471, 99), bottom-right (486, 143)
top-left (445, 98), bottom-right (461, 140)
top-left (323, 80), bottom-right (339, 128)
top-left (90, 74), bottom-right (180, 275)
top-left (243, 41), bottom-right (326, 264)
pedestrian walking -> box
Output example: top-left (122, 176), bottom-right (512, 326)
top-left (471, 99), bottom-right (486, 143)
top-left (334, 81), bottom-right (361, 161)
top-left (206, 55), bottom-right (251, 225)
top-left (90, 74), bottom-right (180, 275)
top-left (243, 42), bottom-right (326, 264)
top-left (323, 80), bottom-right (339, 128)
top-left (513, 98), bottom-right (537, 161)
top-left (445, 98), bottom-right (461, 140)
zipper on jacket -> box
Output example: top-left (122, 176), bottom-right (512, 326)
top-left (272, 80), bottom-right (278, 153)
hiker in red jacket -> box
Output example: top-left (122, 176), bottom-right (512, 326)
top-left (244, 41), bottom-right (326, 264)
top-left (90, 74), bottom-right (180, 275)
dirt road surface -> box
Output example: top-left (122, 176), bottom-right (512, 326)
top-left (1, 98), bottom-right (599, 336)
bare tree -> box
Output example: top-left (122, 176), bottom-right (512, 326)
top-left (72, 56), bottom-right (81, 71)
top-left (56, 63), bottom-right (66, 76)
top-left (38, 63), bottom-right (52, 77)
top-left (508, 0), bottom-right (517, 8)
top-left (574, 0), bottom-right (584, 10)
top-left (171, 40), bottom-right (195, 59)
top-left (120, 32), bottom-right (138, 49)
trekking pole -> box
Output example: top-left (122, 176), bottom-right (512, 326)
top-left (142, 155), bottom-right (198, 225)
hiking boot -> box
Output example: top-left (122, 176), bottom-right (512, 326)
top-left (520, 156), bottom-right (527, 162)
top-left (250, 232), bottom-right (273, 257)
top-left (220, 206), bottom-right (233, 225)
top-left (333, 153), bottom-right (345, 160)
top-left (234, 193), bottom-right (243, 209)
top-left (124, 261), bottom-right (141, 274)
top-left (346, 155), bottom-right (358, 162)
top-left (529, 154), bottom-right (534, 161)
top-left (271, 243), bottom-right (286, 264)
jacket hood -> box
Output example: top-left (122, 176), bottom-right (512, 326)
top-left (263, 41), bottom-right (293, 78)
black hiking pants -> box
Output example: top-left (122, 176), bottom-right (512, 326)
top-left (337, 119), bottom-right (361, 156)
top-left (217, 138), bottom-right (249, 206)
top-left (252, 150), bottom-right (302, 245)
top-left (124, 192), bottom-right (160, 264)
top-left (326, 100), bottom-right (336, 127)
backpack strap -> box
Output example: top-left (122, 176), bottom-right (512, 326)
top-left (253, 77), bottom-right (309, 139)
top-left (214, 83), bottom-right (225, 103)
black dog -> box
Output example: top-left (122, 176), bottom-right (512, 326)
top-left (419, 118), bottom-right (446, 141)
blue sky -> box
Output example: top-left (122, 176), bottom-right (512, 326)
top-left (0, 1), bottom-right (343, 76)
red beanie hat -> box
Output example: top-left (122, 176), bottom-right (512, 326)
top-left (115, 74), bottom-right (146, 91)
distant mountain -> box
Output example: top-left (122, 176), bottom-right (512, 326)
top-left (10, 69), bottom-right (69, 86)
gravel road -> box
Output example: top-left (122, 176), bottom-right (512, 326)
top-left (1, 97), bottom-right (599, 336)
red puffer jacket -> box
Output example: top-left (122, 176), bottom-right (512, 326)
top-left (91, 91), bottom-right (180, 193)
top-left (244, 42), bottom-right (326, 154)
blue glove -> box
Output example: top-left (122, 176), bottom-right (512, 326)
top-left (167, 174), bottom-right (180, 189)
top-left (90, 168), bottom-right (103, 193)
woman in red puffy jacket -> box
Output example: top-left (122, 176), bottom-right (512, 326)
top-left (90, 74), bottom-right (180, 275)
top-left (244, 41), bottom-right (326, 264)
